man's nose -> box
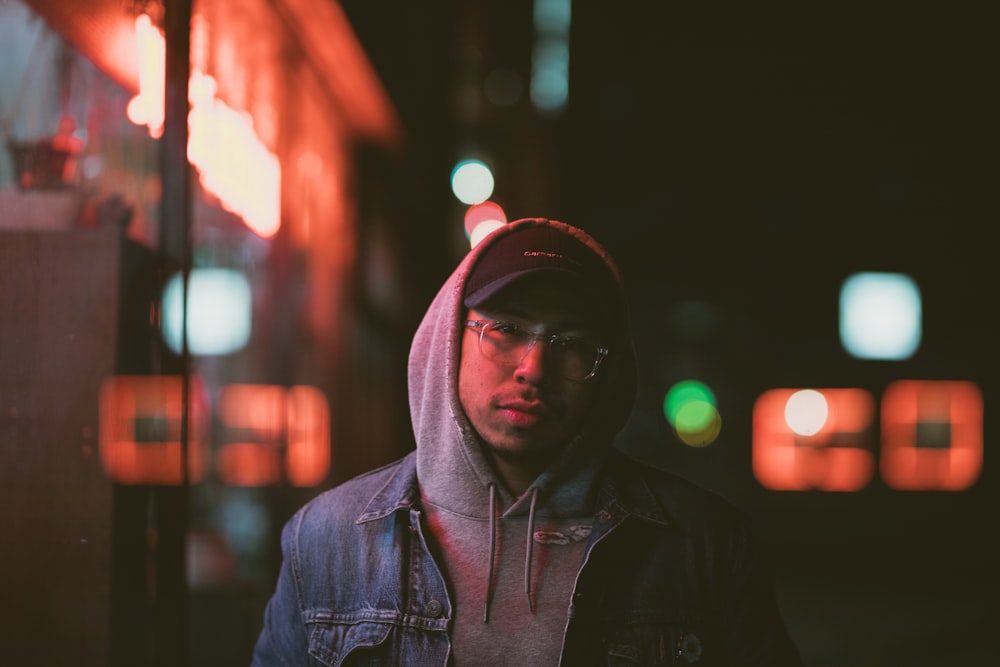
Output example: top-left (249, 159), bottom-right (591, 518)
top-left (514, 339), bottom-right (548, 383)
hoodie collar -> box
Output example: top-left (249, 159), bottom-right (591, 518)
top-left (354, 451), bottom-right (671, 529)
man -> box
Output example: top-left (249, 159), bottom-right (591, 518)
top-left (251, 218), bottom-right (802, 665)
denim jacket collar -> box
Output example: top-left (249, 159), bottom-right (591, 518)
top-left (356, 454), bottom-right (421, 524)
top-left (596, 460), bottom-right (673, 529)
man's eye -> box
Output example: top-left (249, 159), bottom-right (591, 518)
top-left (492, 323), bottom-right (522, 337)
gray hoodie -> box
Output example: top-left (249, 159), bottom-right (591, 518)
top-left (408, 218), bottom-right (638, 664)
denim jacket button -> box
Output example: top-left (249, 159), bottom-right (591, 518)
top-left (426, 599), bottom-right (444, 617)
top-left (676, 633), bottom-right (702, 663)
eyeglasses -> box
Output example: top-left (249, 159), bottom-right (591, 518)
top-left (465, 319), bottom-right (609, 382)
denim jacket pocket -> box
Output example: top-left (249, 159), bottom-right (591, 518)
top-left (306, 618), bottom-right (392, 667)
top-left (604, 609), bottom-right (718, 666)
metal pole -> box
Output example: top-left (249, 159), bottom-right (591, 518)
top-left (156, 1), bottom-right (193, 665)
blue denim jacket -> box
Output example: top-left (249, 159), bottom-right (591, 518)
top-left (251, 451), bottom-right (802, 666)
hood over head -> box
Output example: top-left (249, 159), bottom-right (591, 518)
top-left (408, 218), bottom-right (638, 518)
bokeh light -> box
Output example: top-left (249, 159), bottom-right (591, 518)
top-left (531, 0), bottom-right (571, 114)
top-left (450, 159), bottom-right (495, 204)
top-left (162, 269), bottom-right (252, 356)
top-left (664, 380), bottom-right (721, 447)
top-left (469, 220), bottom-right (506, 248)
top-left (464, 201), bottom-right (507, 237)
top-left (753, 387), bottom-right (876, 491)
top-left (840, 272), bottom-right (921, 360)
top-left (784, 389), bottom-right (829, 436)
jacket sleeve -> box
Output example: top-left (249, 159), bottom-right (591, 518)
top-left (250, 513), bottom-right (310, 666)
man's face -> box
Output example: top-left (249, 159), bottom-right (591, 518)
top-left (458, 274), bottom-right (607, 472)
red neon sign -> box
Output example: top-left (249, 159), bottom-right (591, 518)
top-left (126, 16), bottom-right (281, 238)
top-left (753, 388), bottom-right (876, 491)
top-left (880, 380), bottom-right (982, 490)
top-left (98, 375), bottom-right (209, 484)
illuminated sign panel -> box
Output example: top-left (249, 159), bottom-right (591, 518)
top-left (286, 385), bottom-right (331, 487)
top-left (217, 384), bottom-right (330, 487)
top-left (881, 380), bottom-right (983, 490)
top-left (99, 375), bottom-right (209, 485)
top-left (217, 384), bottom-right (285, 486)
top-left (753, 388), bottom-right (876, 491)
top-left (99, 378), bottom-right (330, 487)
top-left (840, 272), bottom-right (922, 360)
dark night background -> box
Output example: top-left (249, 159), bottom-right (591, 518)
top-left (340, 2), bottom-right (995, 664)
top-left (0, 2), bottom-right (995, 665)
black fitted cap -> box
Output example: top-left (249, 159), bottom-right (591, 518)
top-left (463, 224), bottom-right (619, 312)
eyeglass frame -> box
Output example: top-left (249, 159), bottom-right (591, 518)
top-left (464, 319), bottom-right (609, 381)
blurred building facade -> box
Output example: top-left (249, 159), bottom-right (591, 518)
top-left (0, 1), bottom-right (432, 664)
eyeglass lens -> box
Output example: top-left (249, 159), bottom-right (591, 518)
top-left (479, 322), bottom-right (599, 380)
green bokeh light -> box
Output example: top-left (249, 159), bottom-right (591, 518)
top-left (664, 380), bottom-right (716, 427)
top-left (675, 399), bottom-right (716, 432)
top-left (664, 380), bottom-right (721, 447)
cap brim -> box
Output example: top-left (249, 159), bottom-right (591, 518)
top-left (463, 267), bottom-right (585, 308)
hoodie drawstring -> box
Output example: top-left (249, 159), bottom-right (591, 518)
top-left (524, 486), bottom-right (539, 614)
top-left (484, 482), bottom-right (497, 622)
top-left (483, 483), bottom-right (541, 621)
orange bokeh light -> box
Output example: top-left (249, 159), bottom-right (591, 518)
top-left (217, 384), bottom-right (330, 487)
top-left (880, 380), bottom-right (982, 490)
top-left (98, 375), bottom-right (209, 485)
top-left (753, 388), bottom-right (876, 491)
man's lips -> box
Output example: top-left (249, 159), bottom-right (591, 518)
top-left (497, 399), bottom-right (551, 427)
top-left (498, 398), bottom-right (549, 414)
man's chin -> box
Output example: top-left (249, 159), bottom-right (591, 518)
top-left (488, 438), bottom-right (561, 468)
